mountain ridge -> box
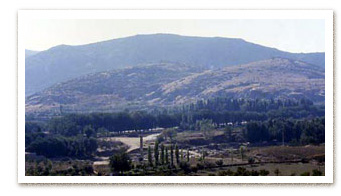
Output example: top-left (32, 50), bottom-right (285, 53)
top-left (25, 58), bottom-right (325, 115)
top-left (25, 49), bottom-right (40, 58)
top-left (25, 34), bottom-right (325, 96)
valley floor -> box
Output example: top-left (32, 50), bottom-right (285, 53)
top-left (26, 132), bottom-right (325, 176)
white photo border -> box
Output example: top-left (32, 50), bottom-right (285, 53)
top-left (18, 9), bottom-right (334, 184)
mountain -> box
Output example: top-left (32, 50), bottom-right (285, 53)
top-left (154, 58), bottom-right (325, 104)
top-left (25, 58), bottom-right (325, 114)
top-left (25, 50), bottom-right (39, 58)
top-left (25, 63), bottom-right (202, 113)
top-left (25, 34), bottom-right (325, 95)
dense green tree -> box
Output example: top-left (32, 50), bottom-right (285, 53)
top-left (26, 135), bottom-right (97, 158)
top-left (196, 119), bottom-right (215, 139)
top-left (25, 122), bottom-right (43, 133)
top-left (83, 125), bottom-right (95, 138)
top-left (109, 152), bottom-right (131, 175)
top-left (224, 126), bottom-right (234, 142)
top-left (162, 128), bottom-right (177, 142)
top-left (36, 97), bottom-right (324, 140)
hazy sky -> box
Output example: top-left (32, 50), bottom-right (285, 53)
top-left (24, 19), bottom-right (325, 53)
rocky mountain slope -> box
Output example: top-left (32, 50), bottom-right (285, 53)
top-left (25, 34), bottom-right (324, 95)
top-left (25, 58), bottom-right (325, 114)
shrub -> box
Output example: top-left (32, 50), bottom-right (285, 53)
top-left (248, 157), bottom-right (255, 164)
top-left (218, 169), bottom-right (234, 176)
top-left (179, 161), bottom-right (191, 174)
top-left (259, 169), bottom-right (270, 176)
top-left (312, 169), bottom-right (323, 176)
top-left (300, 172), bottom-right (310, 176)
top-left (190, 166), bottom-right (198, 173)
top-left (235, 167), bottom-right (250, 176)
top-left (196, 163), bottom-right (205, 170)
top-left (215, 159), bottom-right (224, 166)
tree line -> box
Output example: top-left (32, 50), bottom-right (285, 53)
top-left (26, 134), bottom-right (98, 158)
top-left (109, 142), bottom-right (191, 175)
top-left (244, 117), bottom-right (325, 145)
top-left (26, 98), bottom-right (324, 137)
top-left (171, 97), bottom-right (316, 113)
top-left (25, 98), bottom-right (325, 158)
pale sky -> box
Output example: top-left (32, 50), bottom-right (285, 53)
top-left (24, 19), bottom-right (325, 53)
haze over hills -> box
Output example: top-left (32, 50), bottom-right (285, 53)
top-left (25, 49), bottom-right (39, 58)
top-left (25, 34), bottom-right (325, 95)
top-left (25, 58), bottom-right (325, 114)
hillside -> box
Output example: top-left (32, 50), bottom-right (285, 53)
top-left (154, 58), bottom-right (324, 104)
top-left (25, 34), bottom-right (325, 95)
top-left (25, 63), bottom-right (201, 113)
top-left (25, 58), bottom-right (325, 114)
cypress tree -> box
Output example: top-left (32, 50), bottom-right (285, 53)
top-left (170, 144), bottom-right (174, 167)
top-left (160, 144), bottom-right (165, 165)
top-left (165, 146), bottom-right (169, 164)
top-left (148, 146), bottom-right (153, 167)
top-left (154, 141), bottom-right (159, 166)
top-left (240, 146), bottom-right (245, 161)
top-left (187, 149), bottom-right (190, 162)
top-left (175, 144), bottom-right (179, 164)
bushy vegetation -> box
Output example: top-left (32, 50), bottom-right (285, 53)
top-left (245, 117), bottom-right (325, 145)
top-left (24, 97), bottom-right (325, 176)
top-left (218, 167), bottom-right (270, 176)
top-left (25, 159), bottom-right (94, 176)
top-left (27, 98), bottom-right (323, 137)
top-left (26, 134), bottom-right (98, 158)
top-left (177, 97), bottom-right (316, 113)
top-left (109, 152), bottom-right (132, 175)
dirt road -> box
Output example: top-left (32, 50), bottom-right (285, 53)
top-left (93, 133), bottom-right (161, 166)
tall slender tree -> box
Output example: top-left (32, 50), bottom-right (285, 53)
top-left (154, 141), bottom-right (159, 166)
top-left (160, 144), bottom-right (165, 165)
top-left (201, 147), bottom-right (206, 161)
top-left (230, 149), bottom-right (234, 163)
top-left (165, 146), bottom-right (169, 164)
top-left (175, 144), bottom-right (179, 164)
top-left (148, 146), bottom-right (153, 167)
top-left (170, 144), bottom-right (174, 167)
top-left (187, 149), bottom-right (190, 162)
top-left (240, 146), bottom-right (245, 161)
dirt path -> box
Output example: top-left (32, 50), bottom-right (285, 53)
top-left (93, 133), bottom-right (160, 166)
top-left (106, 133), bottom-right (160, 152)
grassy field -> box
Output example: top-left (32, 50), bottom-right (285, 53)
top-left (26, 131), bottom-right (325, 176)
top-left (194, 162), bottom-right (324, 176)
top-left (247, 145), bottom-right (325, 162)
